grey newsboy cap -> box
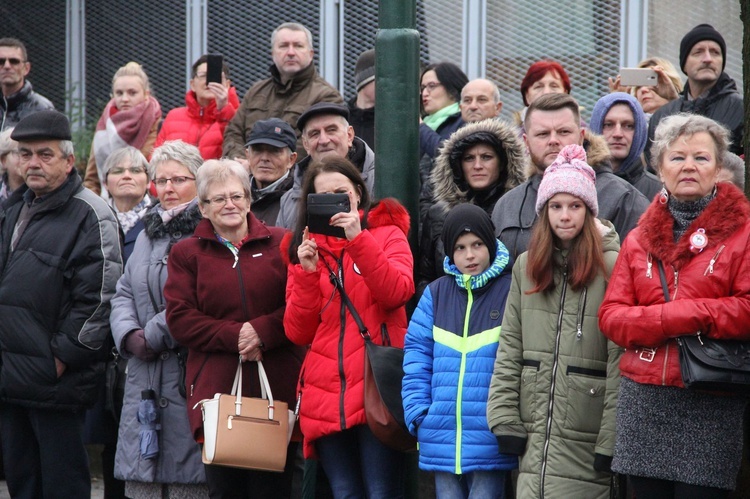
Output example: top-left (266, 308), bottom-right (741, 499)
top-left (11, 110), bottom-right (72, 141)
top-left (246, 118), bottom-right (297, 151)
top-left (296, 102), bottom-right (349, 133)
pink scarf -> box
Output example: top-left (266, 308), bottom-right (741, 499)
top-left (92, 96), bottom-right (161, 191)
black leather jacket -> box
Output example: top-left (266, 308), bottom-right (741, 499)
top-left (1, 80), bottom-right (54, 131)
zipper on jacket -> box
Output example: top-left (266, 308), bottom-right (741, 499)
top-left (646, 253), bottom-right (653, 278)
top-left (672, 268), bottom-right (679, 300)
top-left (335, 254), bottom-right (348, 430)
top-left (454, 277), bottom-right (474, 474)
top-left (190, 355), bottom-right (211, 398)
top-left (703, 245), bottom-right (725, 275)
top-left (661, 342), bottom-right (670, 385)
top-left (575, 287), bottom-right (588, 341)
top-left (540, 266), bottom-right (568, 496)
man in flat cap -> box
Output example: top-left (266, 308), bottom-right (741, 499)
top-left (275, 101), bottom-right (375, 230)
top-left (0, 110), bottom-right (122, 498)
top-left (647, 24), bottom-right (743, 157)
top-left (245, 117), bottom-right (298, 225)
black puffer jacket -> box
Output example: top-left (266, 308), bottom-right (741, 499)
top-left (250, 173), bottom-right (294, 226)
top-left (0, 80), bottom-right (55, 131)
top-left (0, 171), bottom-right (122, 410)
top-left (647, 72), bottom-right (743, 158)
top-left (418, 118), bottom-right (526, 295)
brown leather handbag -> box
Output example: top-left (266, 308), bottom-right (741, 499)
top-left (195, 357), bottom-right (295, 471)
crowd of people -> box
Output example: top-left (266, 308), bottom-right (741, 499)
top-left (0, 18), bottom-right (747, 499)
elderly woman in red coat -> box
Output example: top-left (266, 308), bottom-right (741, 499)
top-left (283, 156), bottom-right (414, 499)
top-left (599, 114), bottom-right (750, 498)
top-left (164, 159), bottom-right (304, 499)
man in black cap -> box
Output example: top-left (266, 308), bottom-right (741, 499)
top-left (245, 117), bottom-right (298, 225)
top-left (275, 101), bottom-right (375, 229)
top-left (647, 24), bottom-right (743, 157)
top-left (0, 110), bottom-right (122, 498)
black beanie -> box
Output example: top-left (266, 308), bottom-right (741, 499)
top-left (354, 49), bottom-right (375, 92)
top-left (441, 204), bottom-right (497, 264)
top-left (679, 24), bottom-right (726, 74)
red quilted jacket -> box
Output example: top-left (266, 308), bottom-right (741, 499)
top-left (155, 87), bottom-right (239, 160)
top-left (283, 199), bottom-right (414, 457)
top-left (599, 183), bottom-right (750, 387)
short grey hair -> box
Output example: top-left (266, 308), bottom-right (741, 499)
top-left (149, 140), bottom-right (203, 179)
top-left (721, 152), bottom-right (745, 190)
top-left (271, 22), bottom-right (313, 50)
top-left (196, 159), bottom-right (252, 205)
top-left (59, 140), bottom-right (74, 157)
top-left (0, 128), bottom-right (17, 158)
top-left (102, 146), bottom-right (149, 178)
top-left (651, 113), bottom-right (731, 173)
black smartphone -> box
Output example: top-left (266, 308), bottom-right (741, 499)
top-left (307, 193), bottom-right (350, 238)
top-left (206, 54), bottom-right (223, 84)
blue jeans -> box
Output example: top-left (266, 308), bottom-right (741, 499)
top-left (316, 424), bottom-right (405, 499)
top-left (434, 470), bottom-right (507, 499)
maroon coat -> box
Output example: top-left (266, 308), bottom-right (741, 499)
top-left (165, 213), bottom-right (305, 440)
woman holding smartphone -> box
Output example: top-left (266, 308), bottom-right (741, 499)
top-left (283, 156), bottom-right (414, 499)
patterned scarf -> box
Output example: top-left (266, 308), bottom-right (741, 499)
top-left (111, 196), bottom-right (152, 235)
top-left (444, 239), bottom-right (511, 290)
top-left (668, 189), bottom-right (716, 242)
top-left (158, 198), bottom-right (196, 224)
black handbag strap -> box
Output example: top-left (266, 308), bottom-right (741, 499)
top-left (320, 251), bottom-right (371, 341)
top-left (656, 259), bottom-right (670, 302)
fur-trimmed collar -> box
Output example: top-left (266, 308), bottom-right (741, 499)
top-left (280, 197), bottom-right (410, 266)
top-left (432, 119), bottom-right (526, 209)
top-left (523, 129), bottom-right (612, 179)
top-left (144, 201), bottom-right (202, 240)
top-left (637, 182), bottom-right (750, 269)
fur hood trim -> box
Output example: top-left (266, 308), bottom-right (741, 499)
top-left (432, 119), bottom-right (526, 208)
top-left (583, 130), bottom-right (611, 170)
top-left (637, 182), bottom-right (750, 269)
top-left (279, 197), bottom-right (410, 267)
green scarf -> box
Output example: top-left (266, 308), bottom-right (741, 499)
top-left (423, 102), bottom-right (459, 131)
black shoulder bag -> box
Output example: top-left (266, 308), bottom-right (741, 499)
top-left (657, 260), bottom-right (750, 394)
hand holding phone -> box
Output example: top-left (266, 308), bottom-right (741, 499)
top-left (307, 193), bottom-right (350, 238)
top-left (206, 54), bottom-right (224, 85)
top-left (619, 68), bottom-right (658, 87)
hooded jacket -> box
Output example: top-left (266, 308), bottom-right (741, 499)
top-left (0, 171), bottom-right (122, 410)
top-left (487, 220), bottom-right (622, 499)
top-left (491, 131), bottom-right (649, 261)
top-left (647, 72), bottom-right (743, 158)
top-left (589, 92), bottom-right (661, 201)
top-left (222, 63), bottom-right (343, 160)
top-left (164, 213), bottom-right (305, 441)
top-left (283, 199), bottom-right (414, 458)
top-left (0, 80), bottom-right (54, 131)
top-left (110, 201), bottom-right (205, 484)
top-left (154, 87), bottom-right (240, 160)
top-left (275, 136), bottom-right (375, 230)
top-left (404, 243), bottom-right (518, 474)
top-left (418, 119), bottom-right (526, 294)
top-left (599, 183), bottom-right (750, 387)
top-left (250, 172), bottom-right (294, 226)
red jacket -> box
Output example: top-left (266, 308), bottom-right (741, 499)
top-left (283, 199), bottom-right (414, 457)
top-left (599, 183), bottom-right (750, 387)
top-left (164, 213), bottom-right (305, 440)
top-left (155, 87), bottom-right (240, 160)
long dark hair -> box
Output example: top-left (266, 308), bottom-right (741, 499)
top-left (420, 62), bottom-right (468, 114)
top-left (525, 202), bottom-right (606, 294)
top-left (288, 156), bottom-right (371, 263)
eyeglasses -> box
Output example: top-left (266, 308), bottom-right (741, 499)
top-left (193, 72), bottom-right (207, 80)
top-left (203, 194), bottom-right (247, 206)
top-left (109, 166), bottom-right (146, 175)
top-left (420, 82), bottom-right (442, 93)
top-left (0, 58), bottom-right (24, 66)
top-left (154, 176), bottom-right (195, 187)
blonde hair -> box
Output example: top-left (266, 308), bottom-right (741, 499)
top-left (112, 61), bottom-right (150, 94)
top-left (632, 57), bottom-right (684, 95)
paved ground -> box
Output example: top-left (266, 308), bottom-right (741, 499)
top-left (0, 479), bottom-right (104, 498)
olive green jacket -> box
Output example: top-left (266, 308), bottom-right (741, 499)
top-left (487, 220), bottom-right (622, 498)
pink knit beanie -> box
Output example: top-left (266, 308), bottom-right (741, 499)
top-left (536, 144), bottom-right (598, 216)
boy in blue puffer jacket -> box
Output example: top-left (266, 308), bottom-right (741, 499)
top-left (403, 203), bottom-right (517, 498)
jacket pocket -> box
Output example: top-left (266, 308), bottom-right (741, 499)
top-left (519, 359), bottom-right (540, 423)
top-left (565, 366), bottom-right (606, 434)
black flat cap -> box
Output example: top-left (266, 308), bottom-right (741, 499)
top-left (296, 102), bottom-right (349, 133)
top-left (11, 110), bottom-right (72, 141)
top-left (246, 118), bottom-right (297, 151)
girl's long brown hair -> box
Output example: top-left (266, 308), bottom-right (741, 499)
top-left (525, 202), bottom-right (606, 294)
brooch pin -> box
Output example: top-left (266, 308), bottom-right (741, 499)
top-left (689, 228), bottom-right (707, 254)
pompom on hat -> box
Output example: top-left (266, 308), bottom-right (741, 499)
top-left (535, 144), bottom-right (598, 216)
